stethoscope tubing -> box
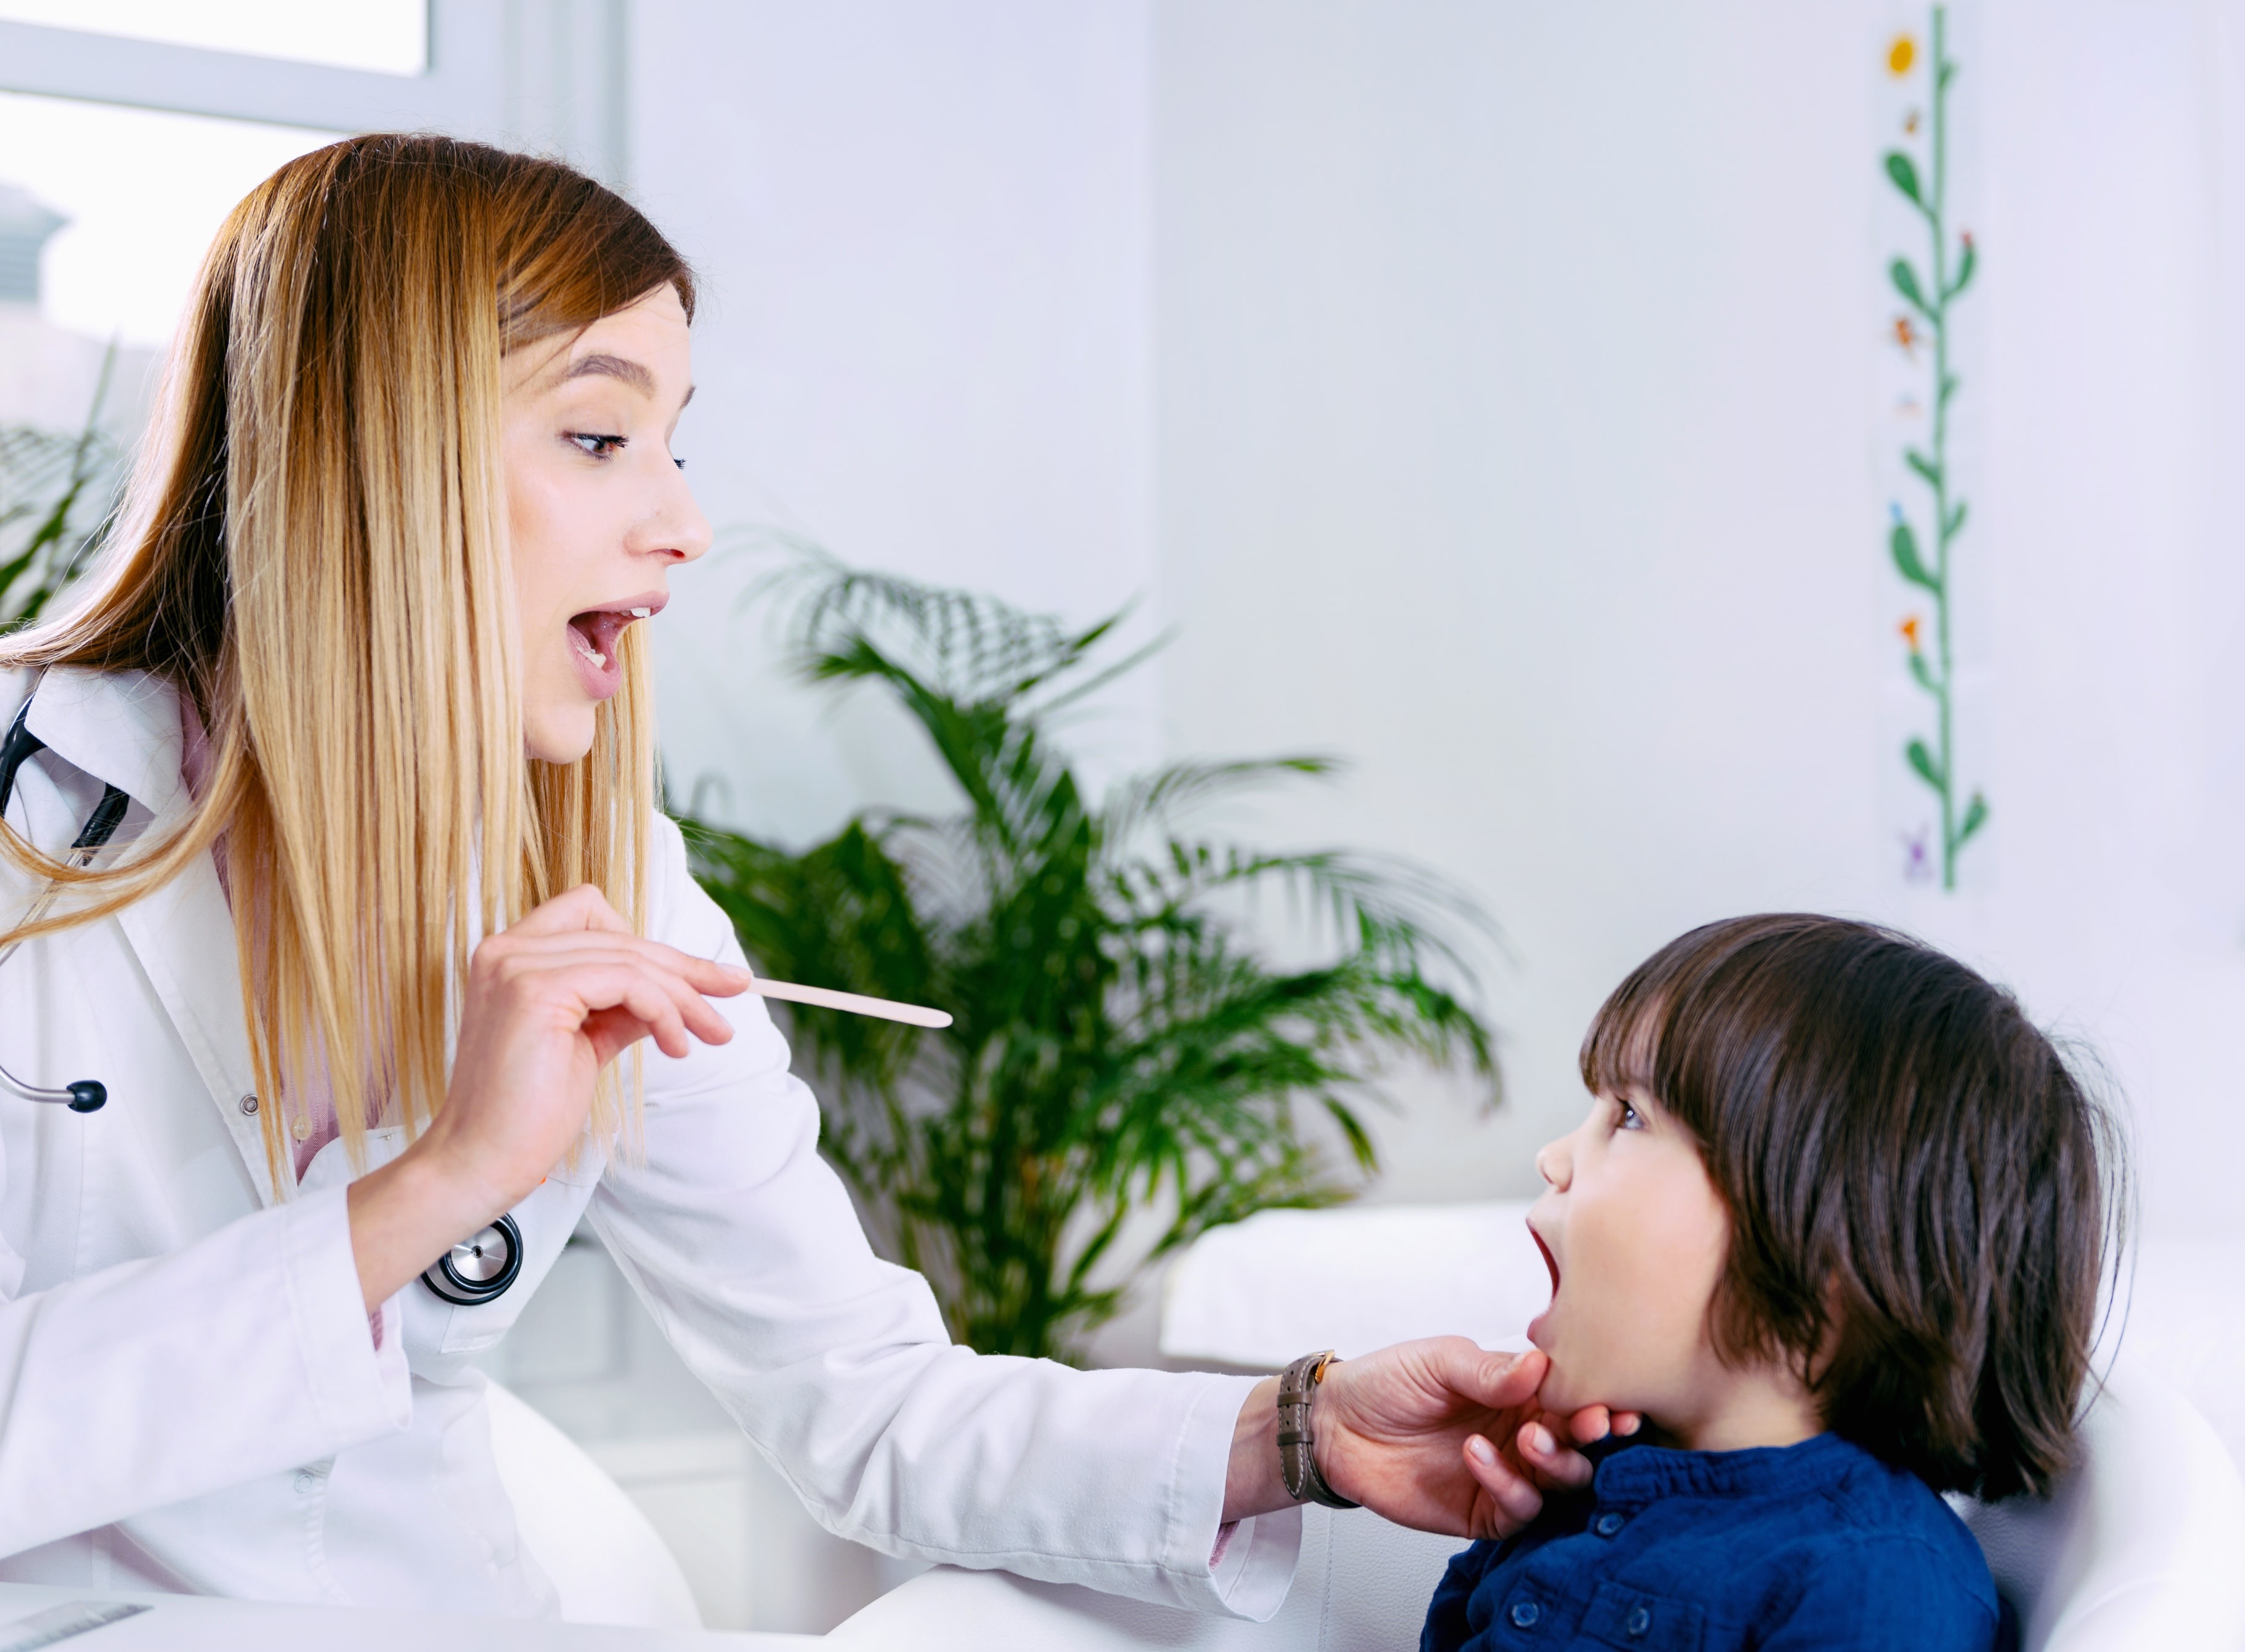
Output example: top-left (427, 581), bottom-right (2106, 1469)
top-left (2, 689), bottom-right (524, 1302)
top-left (0, 696), bottom-right (122, 1111)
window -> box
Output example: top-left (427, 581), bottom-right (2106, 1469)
top-left (0, 1), bottom-right (426, 77)
top-left (0, 1), bottom-right (622, 437)
top-left (0, 92), bottom-right (339, 350)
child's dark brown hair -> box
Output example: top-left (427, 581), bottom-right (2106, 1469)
top-left (1580, 913), bottom-right (2120, 1500)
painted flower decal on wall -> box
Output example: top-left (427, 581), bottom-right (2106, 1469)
top-left (1883, 6), bottom-right (1986, 889)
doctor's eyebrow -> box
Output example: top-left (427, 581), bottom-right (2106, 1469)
top-left (565, 354), bottom-right (654, 394)
top-left (562, 353), bottom-right (695, 410)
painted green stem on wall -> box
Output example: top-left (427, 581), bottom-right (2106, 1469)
top-left (1887, 5), bottom-right (1985, 890)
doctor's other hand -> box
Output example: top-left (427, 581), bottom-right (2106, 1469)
top-left (1224, 1338), bottom-right (1638, 1540)
top-left (346, 883), bottom-right (751, 1310)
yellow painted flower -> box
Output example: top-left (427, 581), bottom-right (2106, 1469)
top-left (1901, 616), bottom-right (1923, 651)
top-left (1888, 35), bottom-right (1916, 75)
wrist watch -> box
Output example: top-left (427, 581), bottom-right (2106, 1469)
top-left (1278, 1350), bottom-right (1362, 1509)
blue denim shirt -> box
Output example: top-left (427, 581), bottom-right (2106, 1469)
top-left (1421, 1433), bottom-right (2000, 1652)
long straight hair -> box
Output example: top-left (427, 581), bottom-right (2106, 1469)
top-left (0, 136), bottom-right (694, 1186)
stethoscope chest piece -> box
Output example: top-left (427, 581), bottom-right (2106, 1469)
top-left (421, 1212), bottom-right (523, 1305)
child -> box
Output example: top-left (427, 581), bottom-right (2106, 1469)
top-left (1426, 913), bottom-right (2113, 1651)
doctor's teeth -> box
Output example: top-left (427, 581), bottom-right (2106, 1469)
top-left (628, 607), bottom-right (651, 618)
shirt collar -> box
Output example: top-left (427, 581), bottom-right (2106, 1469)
top-left (1590, 1430), bottom-right (1862, 1507)
top-left (21, 665), bottom-right (186, 820)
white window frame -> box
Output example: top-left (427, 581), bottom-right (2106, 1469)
top-left (0, 1), bottom-right (626, 187)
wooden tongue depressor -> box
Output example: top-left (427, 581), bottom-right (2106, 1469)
top-left (745, 976), bottom-right (953, 1029)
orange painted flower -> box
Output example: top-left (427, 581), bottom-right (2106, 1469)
top-left (1900, 616), bottom-right (1923, 650)
top-left (1888, 35), bottom-right (1916, 75)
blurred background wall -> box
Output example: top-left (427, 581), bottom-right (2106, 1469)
top-left (6, 0), bottom-right (2245, 1627)
top-left (626, 0), bottom-right (2245, 1279)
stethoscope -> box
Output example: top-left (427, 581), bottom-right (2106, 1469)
top-left (0, 690), bottom-right (523, 1304)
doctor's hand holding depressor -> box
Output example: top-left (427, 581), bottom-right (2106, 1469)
top-left (1223, 1338), bottom-right (1638, 1540)
top-left (344, 883), bottom-right (752, 1308)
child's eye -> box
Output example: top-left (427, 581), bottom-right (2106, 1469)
top-left (568, 432), bottom-right (627, 458)
top-left (1617, 1100), bottom-right (1646, 1131)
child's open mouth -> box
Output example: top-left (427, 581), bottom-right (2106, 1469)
top-left (1531, 1224), bottom-right (1561, 1300)
top-left (1526, 1222), bottom-right (1561, 1347)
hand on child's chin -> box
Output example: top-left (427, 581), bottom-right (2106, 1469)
top-left (1312, 1338), bottom-right (1624, 1541)
top-left (1490, 1399), bottom-right (1642, 1492)
top-left (1469, 1344), bottom-right (1646, 1501)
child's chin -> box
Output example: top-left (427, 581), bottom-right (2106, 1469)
top-left (1535, 1355), bottom-right (1586, 1414)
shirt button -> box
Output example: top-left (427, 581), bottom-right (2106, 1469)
top-left (291, 1113), bottom-right (312, 1141)
top-left (238, 1094), bottom-right (259, 1116)
top-left (1628, 1604), bottom-right (1653, 1637)
top-left (293, 1470), bottom-right (318, 1493)
top-left (1594, 1510), bottom-right (1626, 1537)
top-left (1510, 1600), bottom-right (1540, 1629)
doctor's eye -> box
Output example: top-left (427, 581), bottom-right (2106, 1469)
top-left (567, 432), bottom-right (627, 459)
top-left (673, 456), bottom-right (686, 470)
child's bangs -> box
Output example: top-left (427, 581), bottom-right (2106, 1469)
top-left (1577, 973), bottom-right (1671, 1099)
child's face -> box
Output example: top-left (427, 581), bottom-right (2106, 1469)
top-left (1525, 1087), bottom-right (1734, 1425)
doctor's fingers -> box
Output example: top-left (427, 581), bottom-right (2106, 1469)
top-left (508, 882), bottom-right (635, 936)
top-left (475, 928), bottom-right (752, 1007)
top-left (1513, 1415), bottom-right (1596, 1492)
top-left (1461, 1436), bottom-right (1546, 1537)
top-left (481, 949), bottom-right (735, 1056)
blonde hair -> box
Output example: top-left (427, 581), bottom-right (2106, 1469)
top-left (0, 135), bottom-right (694, 1186)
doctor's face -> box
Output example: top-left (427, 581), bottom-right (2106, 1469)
top-left (501, 283), bottom-right (712, 764)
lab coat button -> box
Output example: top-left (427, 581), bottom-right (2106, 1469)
top-left (293, 1470), bottom-right (317, 1493)
top-left (238, 1094), bottom-right (258, 1115)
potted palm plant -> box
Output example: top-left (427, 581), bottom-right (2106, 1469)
top-left (683, 558), bottom-right (1500, 1362)
top-left (1, 349), bottom-right (122, 630)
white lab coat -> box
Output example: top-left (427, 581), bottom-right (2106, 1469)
top-left (0, 665), bottom-right (1301, 1619)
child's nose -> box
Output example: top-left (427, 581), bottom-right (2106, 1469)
top-left (1535, 1136), bottom-right (1571, 1191)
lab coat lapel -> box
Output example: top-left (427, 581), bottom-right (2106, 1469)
top-left (22, 665), bottom-right (186, 820)
top-left (113, 849), bottom-right (277, 1205)
top-left (27, 668), bottom-right (279, 1205)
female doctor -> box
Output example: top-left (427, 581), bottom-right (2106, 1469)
top-left (0, 136), bottom-right (1621, 1621)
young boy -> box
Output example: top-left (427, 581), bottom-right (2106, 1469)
top-left (1426, 913), bottom-right (2112, 1651)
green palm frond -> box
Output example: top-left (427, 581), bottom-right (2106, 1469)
top-left (684, 556), bottom-right (1502, 1361)
top-left (0, 346), bottom-right (123, 630)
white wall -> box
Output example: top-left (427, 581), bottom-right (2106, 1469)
top-left (629, 0), bottom-right (1160, 844)
top-left (629, 0), bottom-right (2245, 1287)
top-left (1150, 0), bottom-right (2245, 1247)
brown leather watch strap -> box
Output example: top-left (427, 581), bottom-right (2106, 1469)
top-left (1277, 1350), bottom-right (1362, 1510)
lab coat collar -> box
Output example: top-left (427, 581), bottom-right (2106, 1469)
top-left (21, 665), bottom-right (187, 819)
top-left (25, 668), bottom-right (280, 1204)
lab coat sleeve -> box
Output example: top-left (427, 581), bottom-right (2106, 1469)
top-left (583, 814), bottom-right (1302, 1620)
top-left (0, 1183), bottom-right (412, 1556)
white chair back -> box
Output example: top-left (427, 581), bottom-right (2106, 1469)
top-left (1960, 1362), bottom-right (2245, 1651)
top-left (482, 1377), bottom-right (704, 1630)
